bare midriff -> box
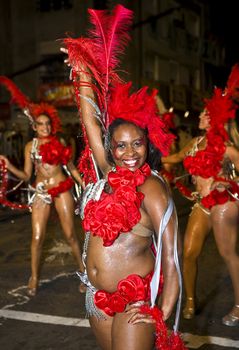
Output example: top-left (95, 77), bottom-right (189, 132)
top-left (194, 176), bottom-right (214, 197)
top-left (35, 163), bottom-right (68, 189)
top-left (86, 230), bottom-right (155, 292)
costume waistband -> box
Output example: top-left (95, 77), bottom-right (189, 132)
top-left (48, 177), bottom-right (74, 198)
top-left (29, 177), bottom-right (74, 205)
top-left (201, 181), bottom-right (239, 210)
top-left (94, 272), bottom-right (153, 317)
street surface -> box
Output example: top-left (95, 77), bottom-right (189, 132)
top-left (0, 190), bottom-right (238, 349)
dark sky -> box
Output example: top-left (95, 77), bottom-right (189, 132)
top-left (209, 1), bottom-right (238, 66)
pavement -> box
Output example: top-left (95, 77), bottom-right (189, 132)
top-left (0, 191), bottom-right (238, 349)
top-left (0, 205), bottom-right (29, 222)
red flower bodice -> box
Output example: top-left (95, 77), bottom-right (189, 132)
top-left (39, 136), bottom-right (72, 165)
top-left (83, 163), bottom-right (151, 246)
top-left (183, 126), bottom-right (227, 178)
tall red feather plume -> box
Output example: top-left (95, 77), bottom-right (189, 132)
top-left (64, 5), bottom-right (133, 122)
top-left (88, 6), bottom-right (133, 87)
top-left (226, 64), bottom-right (239, 97)
top-left (0, 76), bottom-right (29, 109)
top-left (64, 5), bottom-right (134, 184)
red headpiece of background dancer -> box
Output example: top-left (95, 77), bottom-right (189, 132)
top-left (226, 63), bottom-right (239, 100)
top-left (0, 76), bottom-right (61, 135)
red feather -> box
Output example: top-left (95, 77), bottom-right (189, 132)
top-left (0, 76), bottom-right (29, 109)
top-left (88, 5), bottom-right (133, 89)
top-left (205, 87), bottom-right (235, 126)
top-left (226, 64), bottom-right (239, 97)
top-left (64, 5), bottom-right (133, 124)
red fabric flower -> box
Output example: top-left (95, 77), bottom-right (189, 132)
top-left (117, 274), bottom-right (146, 303)
top-left (83, 193), bottom-right (130, 246)
top-left (83, 164), bottom-right (151, 246)
top-left (94, 272), bottom-right (152, 316)
top-left (94, 290), bottom-right (115, 316)
top-left (108, 292), bottom-right (126, 313)
top-left (108, 163), bottom-right (151, 189)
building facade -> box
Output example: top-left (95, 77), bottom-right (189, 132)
top-left (0, 0), bottom-right (225, 136)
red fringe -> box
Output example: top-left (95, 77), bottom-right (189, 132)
top-left (140, 305), bottom-right (188, 350)
top-left (0, 159), bottom-right (30, 211)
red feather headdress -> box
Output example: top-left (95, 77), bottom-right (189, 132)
top-left (184, 87), bottom-right (236, 178)
top-left (64, 5), bottom-right (174, 157)
top-left (226, 63), bottom-right (239, 98)
top-left (0, 76), bottom-right (61, 134)
top-left (108, 83), bottom-right (175, 155)
top-left (204, 87), bottom-right (235, 127)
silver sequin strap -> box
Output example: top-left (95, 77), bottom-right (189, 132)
top-left (150, 170), bottom-right (183, 333)
top-left (150, 197), bottom-right (174, 307)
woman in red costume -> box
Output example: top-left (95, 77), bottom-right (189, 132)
top-left (162, 66), bottom-right (239, 326)
top-left (62, 5), bottom-right (187, 350)
top-left (0, 78), bottom-right (85, 296)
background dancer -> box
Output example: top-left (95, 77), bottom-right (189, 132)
top-left (0, 77), bottom-right (85, 296)
top-left (162, 68), bottom-right (239, 325)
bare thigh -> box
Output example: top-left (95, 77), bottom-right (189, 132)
top-left (54, 190), bottom-right (75, 237)
top-left (184, 204), bottom-right (211, 257)
top-left (211, 201), bottom-right (239, 258)
top-left (90, 312), bottom-right (155, 350)
top-left (112, 312), bottom-right (155, 350)
top-left (31, 200), bottom-right (51, 239)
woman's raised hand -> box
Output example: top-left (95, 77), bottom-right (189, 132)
top-left (60, 47), bottom-right (70, 66)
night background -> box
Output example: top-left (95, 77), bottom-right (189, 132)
top-left (208, 0), bottom-right (239, 85)
top-left (0, 0), bottom-right (239, 135)
top-left (0, 2), bottom-right (239, 349)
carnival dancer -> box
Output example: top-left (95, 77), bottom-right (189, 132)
top-left (62, 5), bottom-right (187, 350)
top-left (162, 65), bottom-right (239, 325)
top-left (0, 77), bottom-right (85, 296)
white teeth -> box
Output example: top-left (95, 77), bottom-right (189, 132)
top-left (124, 160), bottom-right (137, 166)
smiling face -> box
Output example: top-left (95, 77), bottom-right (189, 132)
top-left (198, 110), bottom-right (210, 130)
top-left (33, 114), bottom-right (52, 138)
top-left (110, 123), bottom-right (147, 171)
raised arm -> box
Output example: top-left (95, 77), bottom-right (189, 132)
top-left (0, 142), bottom-right (33, 181)
top-left (161, 137), bottom-right (197, 165)
top-left (61, 47), bottom-right (111, 176)
top-left (77, 70), bottom-right (111, 175)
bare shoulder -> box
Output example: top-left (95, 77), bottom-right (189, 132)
top-left (25, 140), bottom-right (33, 151)
top-left (226, 144), bottom-right (238, 156)
top-left (139, 173), bottom-right (169, 205)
